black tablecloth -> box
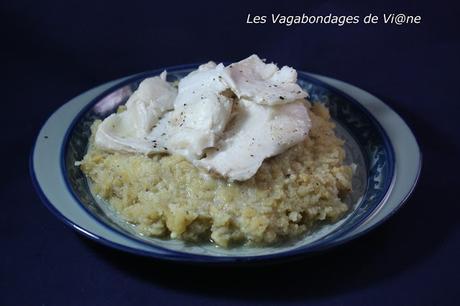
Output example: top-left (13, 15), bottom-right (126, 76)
top-left (2, 0), bottom-right (459, 305)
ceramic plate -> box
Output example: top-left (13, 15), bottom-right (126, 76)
top-left (30, 65), bottom-right (420, 263)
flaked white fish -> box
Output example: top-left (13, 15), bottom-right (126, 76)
top-left (94, 55), bottom-right (311, 181)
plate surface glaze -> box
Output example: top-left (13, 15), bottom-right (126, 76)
top-left (31, 65), bottom-right (420, 262)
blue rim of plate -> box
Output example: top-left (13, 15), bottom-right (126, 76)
top-left (30, 64), bottom-right (399, 263)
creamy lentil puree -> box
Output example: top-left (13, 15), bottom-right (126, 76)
top-left (80, 103), bottom-right (353, 247)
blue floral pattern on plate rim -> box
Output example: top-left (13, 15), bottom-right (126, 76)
top-left (36, 64), bottom-right (396, 262)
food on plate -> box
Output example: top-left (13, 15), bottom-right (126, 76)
top-left (79, 55), bottom-right (353, 247)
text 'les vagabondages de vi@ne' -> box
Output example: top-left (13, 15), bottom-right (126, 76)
top-left (246, 13), bottom-right (422, 26)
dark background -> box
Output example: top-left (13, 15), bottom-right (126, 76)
top-left (2, 0), bottom-right (460, 305)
